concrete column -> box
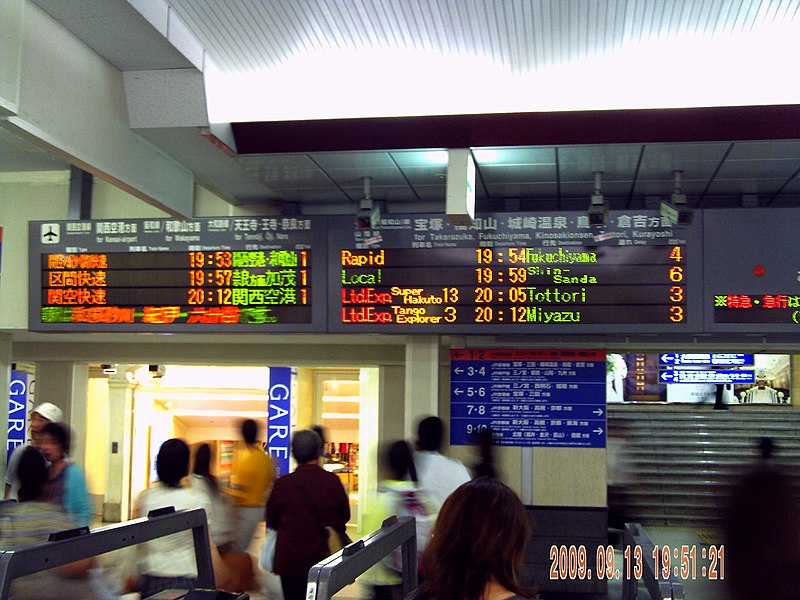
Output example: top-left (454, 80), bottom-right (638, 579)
top-left (403, 335), bottom-right (440, 438)
top-left (104, 369), bottom-right (135, 522)
top-left (33, 361), bottom-right (88, 463)
top-left (0, 334), bottom-right (12, 471)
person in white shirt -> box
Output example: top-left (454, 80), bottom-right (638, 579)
top-left (4, 402), bottom-right (63, 500)
top-left (413, 416), bottom-right (471, 510)
top-left (134, 438), bottom-right (231, 597)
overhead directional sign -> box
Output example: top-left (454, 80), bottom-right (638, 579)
top-left (450, 348), bottom-right (606, 448)
top-left (659, 353), bottom-right (754, 366)
top-left (659, 369), bottom-right (755, 384)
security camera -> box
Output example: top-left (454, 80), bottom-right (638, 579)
top-left (148, 364), bottom-right (166, 378)
top-left (660, 195), bottom-right (693, 227)
top-left (355, 199), bottom-right (381, 229)
top-left (588, 193), bottom-right (607, 227)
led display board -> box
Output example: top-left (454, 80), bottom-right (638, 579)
top-left (328, 211), bottom-right (702, 333)
top-left (705, 208), bottom-right (800, 331)
top-left (29, 218), bottom-right (326, 332)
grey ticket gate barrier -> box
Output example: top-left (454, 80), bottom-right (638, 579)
top-left (0, 507), bottom-right (215, 600)
top-left (622, 522), bottom-right (685, 600)
top-left (306, 516), bottom-right (417, 600)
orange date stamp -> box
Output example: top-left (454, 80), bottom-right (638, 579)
top-left (549, 544), bottom-right (725, 581)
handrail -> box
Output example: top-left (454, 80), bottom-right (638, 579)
top-left (0, 507), bottom-right (214, 600)
top-left (306, 516), bottom-right (417, 600)
top-left (622, 522), bottom-right (685, 600)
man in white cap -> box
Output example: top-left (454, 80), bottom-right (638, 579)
top-left (4, 402), bottom-right (63, 499)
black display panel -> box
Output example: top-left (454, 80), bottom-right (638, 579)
top-left (328, 211), bottom-right (703, 334)
top-left (29, 217), bottom-right (326, 332)
top-left (705, 208), bottom-right (800, 332)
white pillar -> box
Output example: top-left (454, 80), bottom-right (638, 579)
top-left (0, 334), bottom-right (12, 471)
top-left (33, 361), bottom-right (88, 462)
top-left (104, 369), bottom-right (134, 522)
top-left (403, 335), bottom-right (441, 438)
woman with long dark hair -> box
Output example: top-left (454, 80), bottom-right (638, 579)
top-left (419, 477), bottom-right (536, 600)
top-left (39, 421), bottom-right (91, 527)
top-left (191, 443), bottom-right (236, 552)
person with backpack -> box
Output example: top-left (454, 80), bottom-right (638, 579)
top-left (364, 439), bottom-right (437, 600)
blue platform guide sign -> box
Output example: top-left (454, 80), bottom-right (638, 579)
top-left (659, 369), bottom-right (755, 384)
top-left (659, 353), bottom-right (754, 366)
top-left (450, 349), bottom-right (606, 448)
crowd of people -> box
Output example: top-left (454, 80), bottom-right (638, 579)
top-left (1, 407), bottom-right (538, 600)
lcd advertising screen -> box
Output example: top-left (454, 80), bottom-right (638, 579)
top-left (607, 353), bottom-right (791, 405)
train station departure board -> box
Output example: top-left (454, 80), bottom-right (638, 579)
top-left (29, 218), bottom-right (326, 332)
top-left (328, 211), bottom-right (702, 334)
top-left (705, 208), bottom-right (800, 332)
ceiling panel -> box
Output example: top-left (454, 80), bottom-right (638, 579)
top-left (310, 152), bottom-right (398, 170)
top-left (483, 182), bottom-right (560, 198)
top-left (716, 159), bottom-right (800, 180)
top-left (395, 166), bottom-right (448, 187)
top-left (322, 167), bottom-right (409, 188)
top-left (638, 143), bottom-right (732, 176)
top-left (727, 140), bottom-right (800, 160)
top-left (479, 164), bottom-right (558, 184)
top-left (270, 187), bottom-right (353, 203)
top-left (473, 147), bottom-right (557, 165)
top-left (705, 177), bottom-right (792, 197)
top-left (557, 145), bottom-right (643, 180)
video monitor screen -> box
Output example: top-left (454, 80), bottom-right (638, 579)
top-left (606, 352), bottom-right (791, 405)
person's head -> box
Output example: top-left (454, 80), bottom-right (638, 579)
top-left (311, 425), bottom-right (326, 451)
top-left (193, 442), bottom-right (218, 491)
top-left (17, 446), bottom-right (49, 502)
top-left (384, 439), bottom-right (417, 482)
top-left (193, 443), bottom-right (212, 477)
top-left (476, 426), bottom-right (494, 461)
top-left (156, 438), bottom-right (190, 487)
top-left (39, 421), bottom-right (70, 463)
top-left (30, 402), bottom-right (63, 437)
top-left (422, 477), bottom-right (535, 600)
top-left (416, 416), bottom-right (444, 452)
top-left (291, 429), bottom-right (321, 464)
top-left (758, 436), bottom-right (776, 460)
top-left (241, 418), bottom-right (259, 445)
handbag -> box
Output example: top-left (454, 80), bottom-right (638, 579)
top-left (324, 525), bottom-right (352, 554)
top-left (258, 528), bottom-right (277, 572)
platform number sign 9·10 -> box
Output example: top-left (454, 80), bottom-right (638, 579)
top-left (668, 246), bottom-right (685, 323)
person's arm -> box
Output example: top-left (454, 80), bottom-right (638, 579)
top-left (265, 480), bottom-right (282, 528)
top-left (4, 445), bottom-right (21, 499)
top-left (333, 475), bottom-right (351, 530)
top-left (55, 557), bottom-right (94, 578)
top-left (63, 464), bottom-right (92, 527)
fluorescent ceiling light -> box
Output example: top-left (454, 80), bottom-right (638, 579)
top-left (321, 412), bottom-right (361, 419)
top-left (322, 396), bottom-right (361, 403)
top-left (472, 149), bottom-right (499, 163)
top-left (170, 410), bottom-right (268, 418)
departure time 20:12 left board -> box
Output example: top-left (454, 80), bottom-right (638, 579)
top-left (29, 218), bottom-right (327, 332)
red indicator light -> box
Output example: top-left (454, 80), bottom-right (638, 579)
top-left (753, 265), bottom-right (765, 277)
